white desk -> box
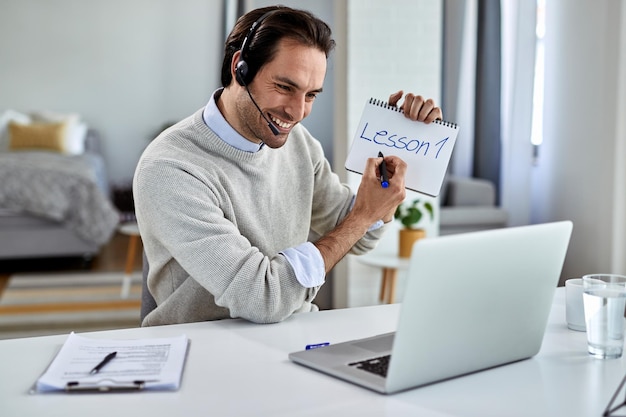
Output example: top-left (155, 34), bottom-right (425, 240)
top-left (2, 289), bottom-right (626, 417)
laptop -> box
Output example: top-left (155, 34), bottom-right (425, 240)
top-left (289, 221), bottom-right (573, 394)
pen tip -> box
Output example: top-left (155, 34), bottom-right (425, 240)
top-left (381, 181), bottom-right (389, 188)
top-left (378, 152), bottom-right (383, 157)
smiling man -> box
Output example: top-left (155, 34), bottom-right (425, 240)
top-left (133, 6), bottom-right (442, 326)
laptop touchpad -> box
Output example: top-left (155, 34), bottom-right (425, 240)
top-left (353, 334), bottom-right (395, 353)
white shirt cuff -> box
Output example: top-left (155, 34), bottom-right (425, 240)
top-left (280, 242), bottom-right (326, 288)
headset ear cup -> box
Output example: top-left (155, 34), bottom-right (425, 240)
top-left (235, 60), bottom-right (248, 86)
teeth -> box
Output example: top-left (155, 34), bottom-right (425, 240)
top-left (270, 115), bottom-right (292, 129)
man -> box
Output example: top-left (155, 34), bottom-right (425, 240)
top-left (134, 5), bottom-right (442, 326)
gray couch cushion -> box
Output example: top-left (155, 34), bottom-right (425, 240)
top-left (445, 176), bottom-right (495, 206)
top-left (439, 176), bottom-right (508, 236)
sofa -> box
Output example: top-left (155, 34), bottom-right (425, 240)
top-left (439, 176), bottom-right (508, 236)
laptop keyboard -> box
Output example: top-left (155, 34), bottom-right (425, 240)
top-left (348, 355), bottom-right (390, 378)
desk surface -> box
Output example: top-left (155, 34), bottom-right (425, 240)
top-left (1, 288), bottom-right (625, 417)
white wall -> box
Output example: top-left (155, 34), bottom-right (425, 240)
top-left (0, 0), bottom-right (222, 186)
top-left (333, 0), bottom-right (442, 308)
top-left (532, 0), bottom-right (626, 281)
top-left (614, 2), bottom-right (626, 275)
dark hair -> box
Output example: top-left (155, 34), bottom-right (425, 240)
top-left (221, 6), bottom-right (336, 87)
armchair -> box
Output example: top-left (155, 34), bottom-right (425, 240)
top-left (439, 176), bottom-right (508, 236)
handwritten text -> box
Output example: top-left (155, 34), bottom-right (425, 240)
top-left (359, 122), bottom-right (449, 159)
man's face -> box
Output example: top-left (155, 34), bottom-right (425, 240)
top-left (234, 38), bottom-right (327, 148)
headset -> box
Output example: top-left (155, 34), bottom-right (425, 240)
top-left (235, 11), bottom-right (276, 87)
top-left (234, 10), bottom-right (280, 135)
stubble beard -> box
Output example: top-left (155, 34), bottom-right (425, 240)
top-left (235, 94), bottom-right (287, 148)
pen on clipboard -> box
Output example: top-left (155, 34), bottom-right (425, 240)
top-left (90, 351), bottom-right (117, 375)
top-left (378, 152), bottom-right (389, 188)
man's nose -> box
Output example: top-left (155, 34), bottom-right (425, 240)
top-left (284, 95), bottom-right (308, 121)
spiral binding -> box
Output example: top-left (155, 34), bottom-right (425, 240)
top-left (434, 119), bottom-right (457, 129)
top-left (368, 97), bottom-right (458, 129)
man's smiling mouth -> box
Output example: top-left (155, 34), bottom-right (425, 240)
top-left (270, 115), bottom-right (293, 130)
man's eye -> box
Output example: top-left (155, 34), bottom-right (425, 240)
top-left (277, 84), bottom-right (290, 91)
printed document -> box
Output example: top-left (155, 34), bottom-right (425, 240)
top-left (33, 332), bottom-right (189, 393)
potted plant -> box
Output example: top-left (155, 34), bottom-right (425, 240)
top-left (394, 198), bottom-right (435, 258)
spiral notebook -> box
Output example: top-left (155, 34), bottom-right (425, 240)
top-left (345, 98), bottom-right (459, 197)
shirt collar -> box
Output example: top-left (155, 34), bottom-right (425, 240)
top-left (202, 88), bottom-right (264, 153)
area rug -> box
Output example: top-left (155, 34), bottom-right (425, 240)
top-left (0, 271), bottom-right (142, 340)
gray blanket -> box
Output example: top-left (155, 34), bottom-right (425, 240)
top-left (0, 151), bottom-right (120, 246)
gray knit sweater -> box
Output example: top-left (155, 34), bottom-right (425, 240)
top-left (133, 108), bottom-right (384, 325)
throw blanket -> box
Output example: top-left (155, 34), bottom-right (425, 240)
top-left (0, 151), bottom-right (120, 245)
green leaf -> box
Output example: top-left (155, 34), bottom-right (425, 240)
top-left (424, 201), bottom-right (434, 220)
top-left (402, 207), bottom-right (422, 228)
top-left (395, 198), bottom-right (434, 228)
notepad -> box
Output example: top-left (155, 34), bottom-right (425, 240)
top-left (32, 332), bottom-right (190, 393)
top-left (345, 98), bottom-right (459, 197)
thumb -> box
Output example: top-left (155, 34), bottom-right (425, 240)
top-left (388, 90), bottom-right (403, 107)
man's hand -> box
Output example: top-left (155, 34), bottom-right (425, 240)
top-left (313, 90), bottom-right (440, 274)
top-left (352, 154), bottom-right (407, 224)
top-left (313, 155), bottom-right (406, 274)
top-left (388, 91), bottom-right (442, 123)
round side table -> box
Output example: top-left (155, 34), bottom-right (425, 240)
top-left (118, 222), bottom-right (141, 299)
top-left (356, 253), bottom-right (410, 304)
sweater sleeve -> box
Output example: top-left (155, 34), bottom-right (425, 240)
top-left (134, 155), bottom-right (320, 324)
top-left (304, 132), bottom-right (387, 255)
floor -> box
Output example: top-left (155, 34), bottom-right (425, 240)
top-left (0, 231), bottom-right (142, 296)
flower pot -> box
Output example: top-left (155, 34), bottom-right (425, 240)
top-left (399, 228), bottom-right (426, 258)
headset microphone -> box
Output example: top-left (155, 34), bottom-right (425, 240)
top-left (244, 84), bottom-right (280, 136)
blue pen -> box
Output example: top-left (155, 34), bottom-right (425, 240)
top-left (378, 152), bottom-right (389, 188)
top-left (305, 342), bottom-right (330, 350)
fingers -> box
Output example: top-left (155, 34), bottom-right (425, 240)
top-left (383, 155), bottom-right (407, 181)
top-left (388, 90), bottom-right (403, 107)
top-left (363, 156), bottom-right (381, 182)
top-left (367, 155), bottom-right (407, 186)
top-left (361, 156), bottom-right (407, 220)
top-left (390, 92), bottom-right (443, 123)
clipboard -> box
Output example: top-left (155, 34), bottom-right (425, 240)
top-left (63, 380), bottom-right (150, 393)
top-left (31, 332), bottom-right (190, 394)
top-left (345, 98), bottom-right (459, 197)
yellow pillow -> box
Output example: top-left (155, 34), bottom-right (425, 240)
top-left (8, 121), bottom-right (68, 152)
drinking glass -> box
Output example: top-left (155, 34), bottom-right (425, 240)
top-left (582, 274), bottom-right (626, 359)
